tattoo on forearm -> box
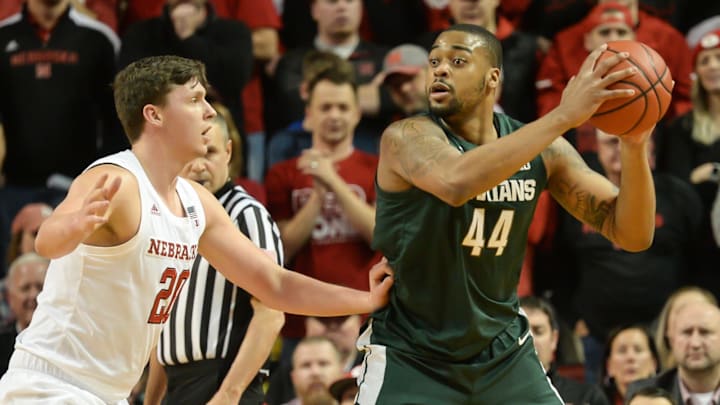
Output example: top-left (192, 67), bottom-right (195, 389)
top-left (569, 183), bottom-right (614, 231)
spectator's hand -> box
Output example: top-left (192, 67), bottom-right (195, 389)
top-left (690, 162), bottom-right (720, 184)
top-left (536, 36), bottom-right (552, 54)
top-left (170, 3), bottom-right (206, 40)
top-left (369, 257), bottom-right (394, 310)
top-left (358, 72), bottom-right (386, 116)
top-left (556, 45), bottom-right (637, 128)
top-left (298, 149), bottom-right (340, 190)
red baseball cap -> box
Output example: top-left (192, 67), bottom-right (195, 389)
top-left (693, 29), bottom-right (720, 65)
top-left (583, 2), bottom-right (633, 33)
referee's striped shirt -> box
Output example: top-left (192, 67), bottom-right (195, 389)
top-left (158, 182), bottom-right (284, 366)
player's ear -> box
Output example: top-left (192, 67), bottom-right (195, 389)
top-left (487, 67), bottom-right (501, 89)
top-left (142, 104), bottom-right (162, 127)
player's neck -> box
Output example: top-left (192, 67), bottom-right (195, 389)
top-left (442, 106), bottom-right (496, 145)
top-left (131, 143), bottom-right (182, 201)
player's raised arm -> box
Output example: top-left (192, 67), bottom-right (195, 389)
top-left (195, 183), bottom-right (393, 316)
top-left (543, 129), bottom-right (655, 252)
top-left (35, 166), bottom-right (128, 258)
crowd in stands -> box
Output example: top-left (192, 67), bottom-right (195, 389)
top-left (1, 0), bottom-right (720, 404)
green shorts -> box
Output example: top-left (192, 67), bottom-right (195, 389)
top-left (355, 316), bottom-right (563, 405)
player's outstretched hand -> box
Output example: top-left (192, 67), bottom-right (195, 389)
top-left (558, 44), bottom-right (637, 128)
top-left (369, 257), bottom-right (394, 310)
top-left (71, 173), bottom-right (121, 238)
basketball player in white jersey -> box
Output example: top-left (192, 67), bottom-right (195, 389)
top-left (0, 55), bottom-right (394, 404)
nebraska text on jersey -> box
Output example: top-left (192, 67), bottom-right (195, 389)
top-left (146, 238), bottom-right (198, 261)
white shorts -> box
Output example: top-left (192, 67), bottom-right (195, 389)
top-left (0, 352), bottom-right (128, 405)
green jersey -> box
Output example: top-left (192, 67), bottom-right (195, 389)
top-left (370, 112), bottom-right (548, 361)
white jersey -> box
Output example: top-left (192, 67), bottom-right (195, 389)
top-left (12, 150), bottom-right (206, 402)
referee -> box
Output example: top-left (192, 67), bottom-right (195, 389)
top-left (144, 110), bottom-right (285, 405)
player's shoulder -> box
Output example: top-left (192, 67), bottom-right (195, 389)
top-left (494, 112), bottom-right (525, 131)
top-left (77, 163), bottom-right (138, 194)
top-left (383, 114), bottom-right (441, 139)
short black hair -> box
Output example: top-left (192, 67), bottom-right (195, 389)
top-left (627, 386), bottom-right (677, 405)
top-left (444, 23), bottom-right (503, 69)
top-left (519, 296), bottom-right (559, 331)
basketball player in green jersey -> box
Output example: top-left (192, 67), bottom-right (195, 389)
top-left (357, 24), bottom-right (659, 404)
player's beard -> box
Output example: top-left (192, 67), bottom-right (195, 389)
top-left (430, 77), bottom-right (486, 118)
top-left (430, 96), bottom-right (461, 118)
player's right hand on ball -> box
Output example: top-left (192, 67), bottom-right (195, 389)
top-left (558, 45), bottom-right (637, 128)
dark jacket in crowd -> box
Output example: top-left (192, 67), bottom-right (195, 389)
top-left (118, 3), bottom-right (253, 133)
top-left (549, 367), bottom-right (610, 405)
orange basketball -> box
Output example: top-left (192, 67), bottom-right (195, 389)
top-left (588, 40), bottom-right (673, 137)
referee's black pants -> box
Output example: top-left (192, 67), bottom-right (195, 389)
top-left (164, 358), bottom-right (264, 405)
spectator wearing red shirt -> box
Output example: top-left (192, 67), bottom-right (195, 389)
top-left (538, 2), bottom-right (635, 164)
top-left (265, 62), bottom-right (381, 364)
top-left (536, 0), bottom-right (692, 121)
